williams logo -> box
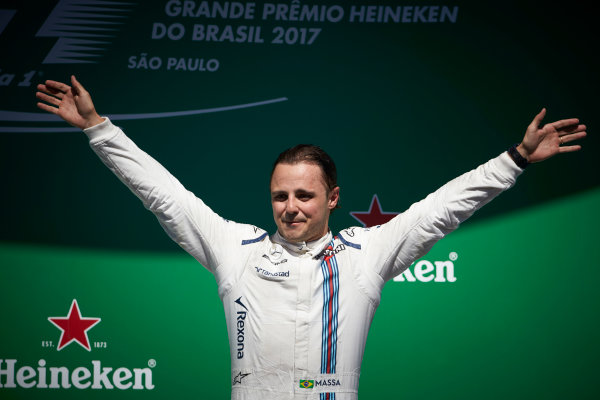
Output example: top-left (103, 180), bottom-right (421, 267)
top-left (234, 297), bottom-right (248, 360)
top-left (48, 299), bottom-right (101, 351)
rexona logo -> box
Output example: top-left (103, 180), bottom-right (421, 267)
top-left (393, 252), bottom-right (459, 283)
top-left (235, 297), bottom-right (249, 360)
top-left (0, 299), bottom-right (155, 390)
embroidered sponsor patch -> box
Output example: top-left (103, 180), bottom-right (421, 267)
top-left (299, 379), bottom-right (314, 389)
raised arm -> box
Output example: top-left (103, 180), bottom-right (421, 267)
top-left (35, 77), bottom-right (266, 280)
top-left (360, 109), bottom-right (587, 282)
top-left (36, 75), bottom-right (104, 129)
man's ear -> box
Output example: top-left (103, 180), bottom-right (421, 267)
top-left (328, 186), bottom-right (340, 210)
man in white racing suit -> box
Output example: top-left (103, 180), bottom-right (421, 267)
top-left (35, 76), bottom-right (587, 400)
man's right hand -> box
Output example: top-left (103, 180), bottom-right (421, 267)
top-left (36, 75), bottom-right (104, 130)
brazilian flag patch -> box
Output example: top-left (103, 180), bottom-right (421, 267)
top-left (299, 380), bottom-right (314, 389)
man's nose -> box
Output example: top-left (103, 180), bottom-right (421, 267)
top-left (286, 197), bottom-right (299, 213)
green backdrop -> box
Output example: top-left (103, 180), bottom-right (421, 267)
top-left (1, 1), bottom-right (598, 398)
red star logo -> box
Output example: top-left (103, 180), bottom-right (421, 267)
top-left (350, 194), bottom-right (399, 227)
top-left (48, 299), bottom-right (101, 351)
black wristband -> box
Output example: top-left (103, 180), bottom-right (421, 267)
top-left (507, 143), bottom-right (529, 169)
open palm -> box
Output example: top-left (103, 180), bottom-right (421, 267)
top-left (518, 108), bottom-right (587, 163)
top-left (36, 76), bottom-right (103, 130)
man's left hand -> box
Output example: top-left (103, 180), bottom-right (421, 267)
top-left (517, 108), bottom-right (587, 163)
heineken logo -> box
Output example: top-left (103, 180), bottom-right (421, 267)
top-left (350, 194), bottom-right (399, 227)
top-left (0, 359), bottom-right (154, 389)
top-left (48, 299), bottom-right (101, 351)
top-left (299, 379), bottom-right (314, 389)
top-left (393, 252), bottom-right (459, 283)
top-left (0, 299), bottom-right (156, 390)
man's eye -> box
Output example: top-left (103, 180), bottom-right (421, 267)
top-left (273, 195), bottom-right (287, 201)
top-left (298, 194), bottom-right (312, 200)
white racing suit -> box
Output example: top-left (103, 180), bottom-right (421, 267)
top-left (84, 118), bottom-right (523, 399)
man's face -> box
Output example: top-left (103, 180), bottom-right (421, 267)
top-left (270, 162), bottom-right (339, 243)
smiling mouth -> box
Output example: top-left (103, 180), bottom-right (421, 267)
top-left (283, 221), bottom-right (304, 226)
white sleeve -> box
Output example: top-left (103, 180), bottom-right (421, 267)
top-left (358, 152), bottom-right (523, 282)
top-left (83, 118), bottom-right (264, 274)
